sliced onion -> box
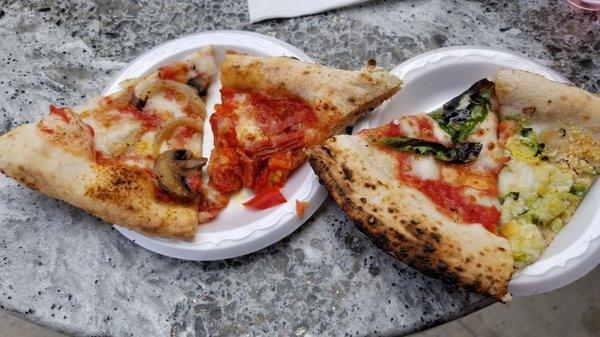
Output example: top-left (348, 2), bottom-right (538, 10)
top-left (133, 78), bottom-right (206, 119)
top-left (152, 116), bottom-right (204, 157)
top-left (119, 76), bottom-right (144, 90)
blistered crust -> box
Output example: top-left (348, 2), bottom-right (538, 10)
top-left (307, 135), bottom-right (513, 301)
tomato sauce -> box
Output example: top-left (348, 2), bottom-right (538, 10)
top-left (159, 63), bottom-right (188, 82)
top-left (392, 148), bottom-right (500, 233)
top-left (248, 90), bottom-right (316, 134)
top-left (362, 116), bottom-right (438, 142)
top-left (37, 122), bottom-right (55, 134)
top-left (174, 126), bottom-right (196, 144)
top-left (119, 106), bottom-right (162, 130)
top-left (202, 87), bottom-right (317, 214)
top-left (50, 105), bottom-right (70, 123)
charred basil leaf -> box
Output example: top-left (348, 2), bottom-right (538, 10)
top-left (429, 79), bottom-right (494, 142)
top-left (379, 137), bottom-right (482, 163)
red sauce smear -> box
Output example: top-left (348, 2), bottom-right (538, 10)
top-left (119, 106), bottom-right (162, 130)
top-left (49, 105), bottom-right (70, 123)
top-left (37, 122), bottom-right (54, 134)
top-left (361, 115), bottom-right (439, 143)
top-left (393, 149), bottom-right (500, 233)
top-left (158, 62), bottom-right (188, 82)
top-left (174, 126), bottom-right (196, 145)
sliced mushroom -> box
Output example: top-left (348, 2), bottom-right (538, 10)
top-left (154, 149), bottom-right (207, 201)
top-left (133, 78), bottom-right (206, 119)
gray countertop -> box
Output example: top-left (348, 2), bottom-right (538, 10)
top-left (0, 1), bottom-right (598, 336)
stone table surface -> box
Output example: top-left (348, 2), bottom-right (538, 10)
top-left (0, 1), bottom-right (598, 336)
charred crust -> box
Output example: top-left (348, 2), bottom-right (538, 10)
top-left (341, 164), bottom-right (354, 182)
top-left (423, 243), bottom-right (436, 253)
top-left (522, 106), bottom-right (536, 117)
top-left (307, 145), bottom-right (510, 301)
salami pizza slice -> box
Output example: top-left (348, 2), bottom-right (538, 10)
top-left (307, 80), bottom-right (514, 300)
top-left (0, 46), bottom-right (217, 239)
top-left (198, 53), bottom-right (402, 221)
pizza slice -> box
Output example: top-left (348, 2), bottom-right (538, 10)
top-left (495, 69), bottom-right (600, 268)
top-left (0, 46), bottom-right (217, 239)
top-left (307, 80), bottom-right (514, 300)
top-left (198, 53), bottom-right (402, 221)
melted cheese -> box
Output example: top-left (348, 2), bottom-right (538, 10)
top-left (498, 160), bottom-right (536, 197)
top-left (228, 93), bottom-right (267, 145)
top-left (410, 155), bottom-right (440, 180)
top-left (145, 93), bottom-right (186, 118)
top-left (185, 46), bottom-right (217, 77)
top-left (395, 114), bottom-right (453, 147)
top-left (468, 111), bottom-right (501, 172)
top-left (83, 114), bottom-right (143, 156)
top-left (463, 187), bottom-right (500, 208)
top-left (235, 112), bottom-right (264, 145)
top-left (135, 130), bottom-right (157, 156)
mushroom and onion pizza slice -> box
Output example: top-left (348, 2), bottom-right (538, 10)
top-left (308, 80), bottom-right (515, 301)
top-left (0, 46), bottom-right (217, 239)
top-left (197, 53), bottom-right (402, 222)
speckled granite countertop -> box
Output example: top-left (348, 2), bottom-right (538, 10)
top-left (0, 1), bottom-right (598, 336)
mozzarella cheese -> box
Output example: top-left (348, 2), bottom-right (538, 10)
top-left (83, 114), bottom-right (143, 157)
top-left (185, 46), bottom-right (217, 78)
top-left (463, 187), bottom-right (500, 208)
top-left (468, 110), bottom-right (502, 172)
top-left (395, 114), bottom-right (453, 147)
top-left (145, 93), bottom-right (186, 118)
top-left (409, 155), bottom-right (440, 180)
top-left (498, 160), bottom-right (537, 197)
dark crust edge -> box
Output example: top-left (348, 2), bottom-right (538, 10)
top-left (307, 144), bottom-right (511, 301)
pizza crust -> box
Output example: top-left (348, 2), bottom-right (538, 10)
top-left (0, 124), bottom-right (198, 239)
top-left (307, 135), bottom-right (513, 301)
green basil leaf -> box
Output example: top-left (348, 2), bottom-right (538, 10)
top-left (379, 136), bottom-right (482, 163)
top-left (429, 79), bottom-right (494, 142)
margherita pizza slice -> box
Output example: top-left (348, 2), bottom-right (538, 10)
top-left (0, 46), bottom-right (217, 239)
top-left (198, 53), bottom-right (402, 221)
top-left (307, 80), bottom-right (514, 301)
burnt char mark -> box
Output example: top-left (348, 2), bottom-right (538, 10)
top-left (522, 106), bottom-right (536, 117)
top-left (341, 164), bottom-right (354, 182)
top-left (307, 147), bottom-right (509, 301)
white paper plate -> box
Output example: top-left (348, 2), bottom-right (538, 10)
top-left (103, 30), bottom-right (327, 261)
top-left (354, 46), bottom-right (600, 296)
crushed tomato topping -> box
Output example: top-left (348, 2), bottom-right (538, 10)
top-left (243, 187), bottom-right (287, 210)
top-left (392, 148), bottom-right (501, 233)
top-left (202, 87), bottom-right (317, 214)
